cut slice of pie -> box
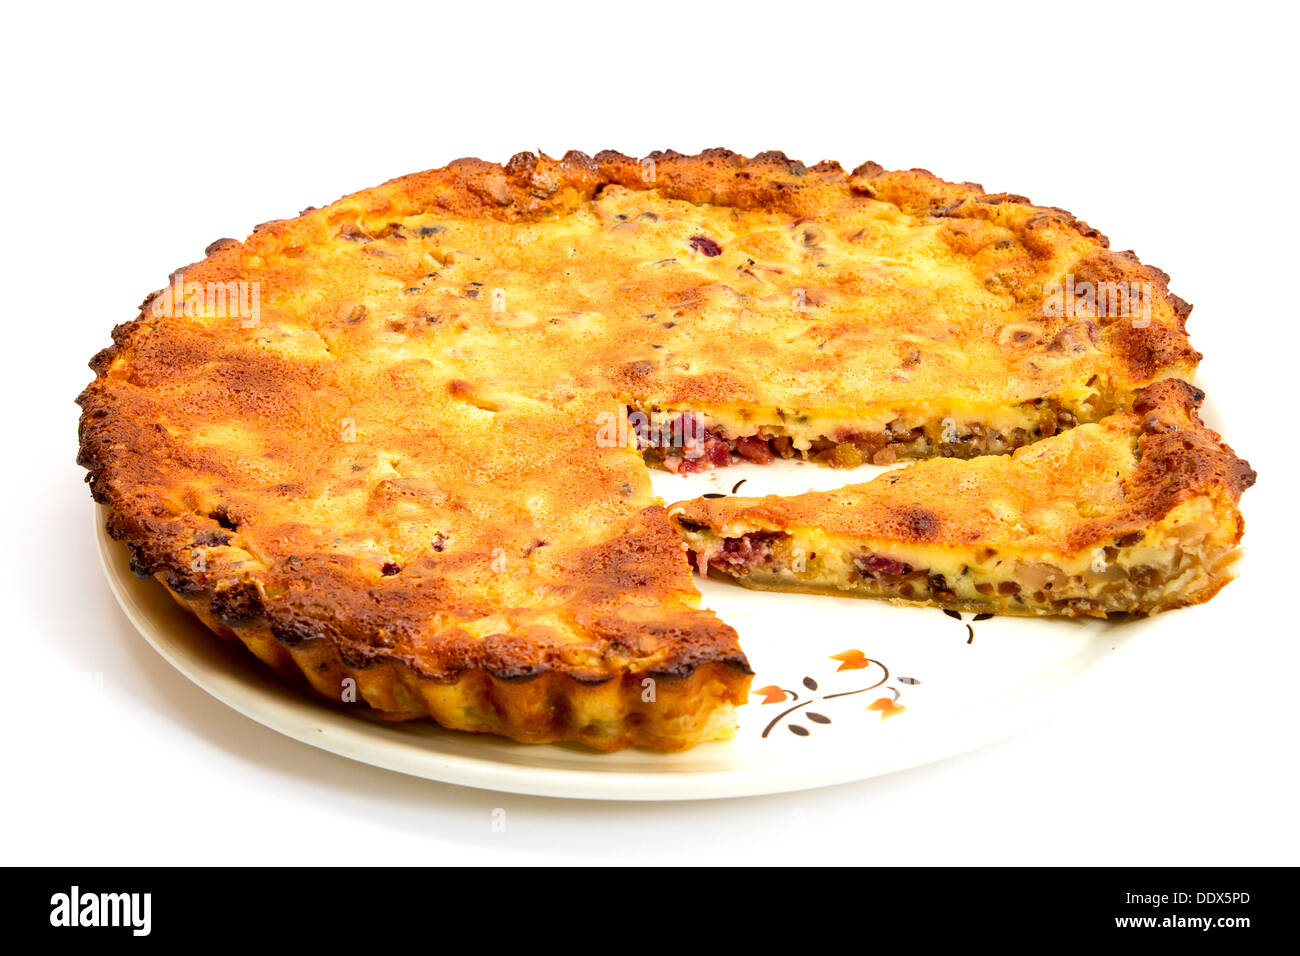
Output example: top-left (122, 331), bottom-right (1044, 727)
top-left (669, 382), bottom-right (1255, 618)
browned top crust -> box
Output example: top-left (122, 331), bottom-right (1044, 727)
top-left (95, 149), bottom-right (1197, 409)
top-left (669, 380), bottom-right (1256, 556)
top-left (78, 149), bottom-right (1207, 696)
top-left (79, 377), bottom-right (745, 683)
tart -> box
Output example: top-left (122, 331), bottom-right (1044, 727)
top-left (78, 149), bottom-right (1247, 750)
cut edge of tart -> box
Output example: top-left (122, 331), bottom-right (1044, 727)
top-left (669, 381), bottom-right (1255, 618)
top-left (629, 384), bottom-right (1134, 473)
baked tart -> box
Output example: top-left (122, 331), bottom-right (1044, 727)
top-left (78, 149), bottom-right (1249, 750)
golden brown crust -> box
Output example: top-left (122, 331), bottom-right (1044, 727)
top-left (79, 149), bottom-right (1220, 747)
top-left (99, 148), bottom-right (1196, 403)
top-left (166, 581), bottom-right (748, 752)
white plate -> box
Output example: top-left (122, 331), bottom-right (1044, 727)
top-left (96, 458), bottom-right (1152, 800)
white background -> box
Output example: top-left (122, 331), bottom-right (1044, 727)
top-left (3, 1), bottom-right (1297, 864)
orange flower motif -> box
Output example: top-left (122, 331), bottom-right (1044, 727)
top-left (831, 649), bottom-right (870, 671)
top-left (753, 685), bottom-right (788, 704)
top-left (867, 697), bottom-right (906, 720)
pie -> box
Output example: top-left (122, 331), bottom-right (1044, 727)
top-left (77, 149), bottom-right (1252, 751)
top-left (669, 381), bottom-right (1254, 617)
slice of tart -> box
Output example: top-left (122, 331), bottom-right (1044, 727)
top-left (669, 382), bottom-right (1254, 617)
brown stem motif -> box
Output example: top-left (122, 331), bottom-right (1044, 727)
top-left (755, 608), bottom-right (994, 738)
top-left (758, 658), bottom-right (901, 738)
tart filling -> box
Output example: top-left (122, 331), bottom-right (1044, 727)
top-left (676, 495), bottom-right (1241, 617)
top-left (631, 383), bottom-right (1125, 471)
